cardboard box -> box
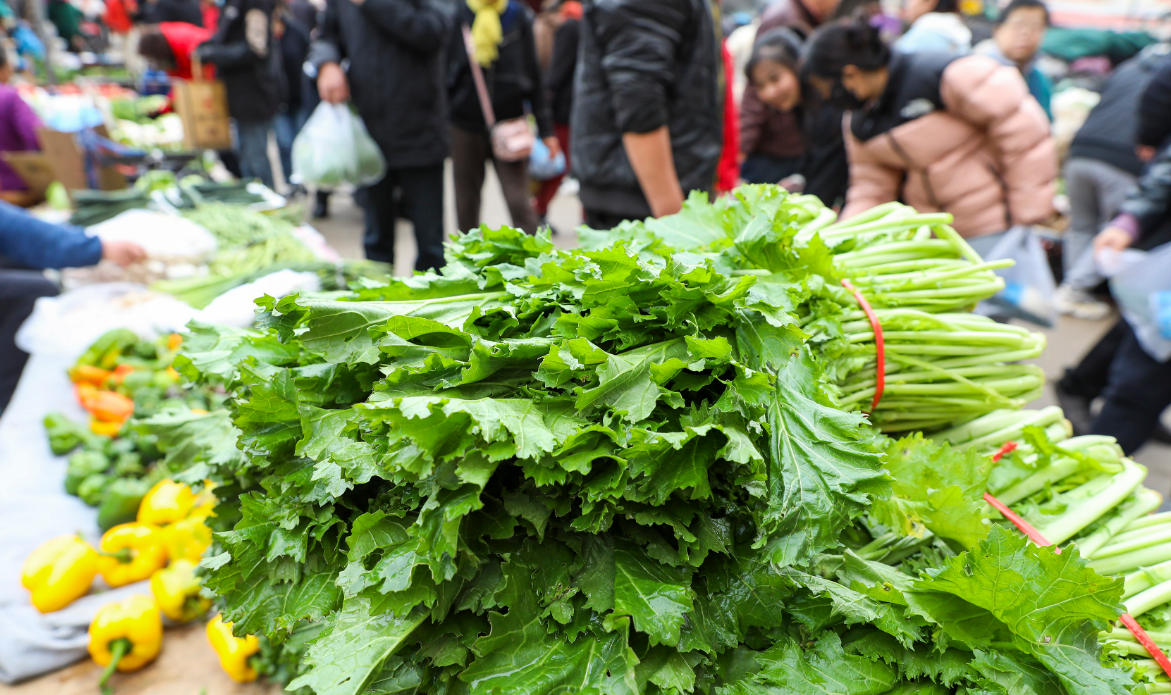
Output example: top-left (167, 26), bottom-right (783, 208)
top-left (36, 126), bottom-right (128, 192)
top-left (172, 61), bottom-right (232, 151)
top-left (1, 151), bottom-right (54, 198)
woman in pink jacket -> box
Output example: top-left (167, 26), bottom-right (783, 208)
top-left (802, 18), bottom-right (1057, 242)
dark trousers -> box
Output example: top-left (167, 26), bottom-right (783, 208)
top-left (361, 163), bottom-right (446, 272)
top-left (451, 125), bottom-right (537, 234)
top-left (1084, 321), bottom-right (1171, 454)
top-left (740, 153), bottom-right (803, 185)
top-left (0, 271), bottom-right (58, 413)
top-left (583, 208), bottom-right (633, 231)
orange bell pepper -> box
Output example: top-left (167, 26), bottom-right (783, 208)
top-left (69, 364), bottom-right (111, 387)
top-left (109, 364), bottom-right (135, 385)
top-left (81, 391), bottom-right (135, 424)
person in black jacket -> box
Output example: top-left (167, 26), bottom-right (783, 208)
top-left (195, 0), bottom-right (280, 189)
top-left (272, 4), bottom-right (311, 191)
top-left (1056, 44), bottom-right (1171, 320)
top-left (134, 0), bottom-right (205, 26)
top-left (571, 0), bottom-right (722, 229)
top-left (447, 0), bottom-right (556, 235)
top-left (309, 0), bottom-right (449, 270)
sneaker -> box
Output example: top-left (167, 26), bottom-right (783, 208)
top-left (312, 191), bottom-right (330, 219)
top-left (1054, 284), bottom-right (1112, 321)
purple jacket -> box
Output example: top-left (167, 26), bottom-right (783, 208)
top-left (0, 86), bottom-right (43, 191)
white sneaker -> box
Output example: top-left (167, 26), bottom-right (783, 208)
top-left (1054, 284), bottom-right (1112, 320)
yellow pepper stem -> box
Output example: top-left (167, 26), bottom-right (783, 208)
top-left (98, 638), bottom-right (131, 695)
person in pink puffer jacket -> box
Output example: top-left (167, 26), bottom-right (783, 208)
top-left (802, 17), bottom-right (1057, 239)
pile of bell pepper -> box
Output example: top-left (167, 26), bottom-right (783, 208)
top-left (20, 479), bottom-right (262, 690)
top-left (44, 330), bottom-right (226, 529)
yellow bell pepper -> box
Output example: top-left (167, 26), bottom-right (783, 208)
top-left (162, 515), bottom-right (213, 564)
top-left (167, 333), bottom-right (183, 351)
top-left (150, 559), bottom-right (210, 622)
top-left (207, 614), bottom-right (260, 683)
top-left (90, 419), bottom-right (123, 436)
top-left (88, 594), bottom-right (163, 694)
top-left (96, 524), bottom-right (167, 587)
top-left (137, 480), bottom-right (197, 526)
top-left (21, 535), bottom-right (98, 613)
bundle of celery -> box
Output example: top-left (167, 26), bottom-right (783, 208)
top-left (592, 188), bottom-right (1045, 430)
top-left (153, 204), bottom-right (318, 307)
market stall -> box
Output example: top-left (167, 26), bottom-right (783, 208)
top-left (9, 186), bottom-right (1171, 694)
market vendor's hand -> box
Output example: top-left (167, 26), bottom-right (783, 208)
top-left (1094, 225), bottom-right (1134, 254)
top-left (101, 240), bottom-right (147, 267)
top-left (318, 62), bottom-right (349, 104)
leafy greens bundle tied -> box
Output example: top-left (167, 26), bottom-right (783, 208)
top-left (169, 188), bottom-right (1130, 695)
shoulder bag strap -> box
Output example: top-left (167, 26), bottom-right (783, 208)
top-left (462, 23), bottom-right (497, 128)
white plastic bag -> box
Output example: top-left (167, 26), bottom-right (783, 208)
top-left (1109, 242), bottom-right (1171, 362)
top-left (973, 225), bottom-right (1058, 327)
top-left (292, 103), bottom-right (386, 187)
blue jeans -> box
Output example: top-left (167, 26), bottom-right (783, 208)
top-left (273, 110), bottom-right (307, 187)
top-left (234, 119), bottom-right (275, 190)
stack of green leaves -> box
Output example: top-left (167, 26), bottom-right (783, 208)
top-left (162, 198), bottom-right (1141, 695)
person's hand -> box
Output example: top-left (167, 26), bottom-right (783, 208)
top-left (1138, 145), bottom-right (1157, 162)
top-left (1094, 225), bottom-right (1134, 254)
top-left (542, 137), bottom-right (560, 159)
top-left (101, 240), bottom-right (147, 267)
top-left (317, 62), bottom-right (349, 104)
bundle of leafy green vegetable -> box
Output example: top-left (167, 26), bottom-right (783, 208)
top-left (160, 187), bottom-right (1142, 695)
top-left (586, 189), bottom-right (1046, 432)
top-left (931, 408), bottom-right (1171, 693)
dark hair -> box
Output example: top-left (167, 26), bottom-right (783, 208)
top-left (746, 28), bottom-right (803, 82)
top-left (801, 17), bottom-right (891, 79)
top-left (996, 0), bottom-right (1049, 26)
top-left (933, 0), bottom-right (960, 13)
top-left (136, 29), bottom-right (176, 68)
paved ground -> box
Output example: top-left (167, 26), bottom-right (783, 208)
top-left (7, 169), bottom-right (1170, 693)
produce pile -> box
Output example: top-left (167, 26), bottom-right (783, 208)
top-left (44, 329), bottom-right (224, 530)
top-left (928, 408), bottom-right (1171, 694)
top-left (150, 186), bottom-right (1159, 694)
top-left (68, 173), bottom-right (268, 227)
top-left (19, 476), bottom-right (296, 687)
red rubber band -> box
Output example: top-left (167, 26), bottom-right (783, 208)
top-left (991, 441), bottom-right (1018, 462)
top-left (1120, 613), bottom-right (1171, 681)
top-left (841, 279), bottom-right (884, 413)
top-left (983, 491), bottom-right (1060, 554)
top-left (987, 451), bottom-right (1169, 678)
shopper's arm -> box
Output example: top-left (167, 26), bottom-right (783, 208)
top-left (523, 12), bottom-right (554, 140)
top-left (546, 20), bottom-right (578, 93)
top-left (11, 96), bottom-right (43, 151)
top-left (623, 127), bottom-right (684, 218)
top-left (0, 202), bottom-right (101, 269)
top-left (356, 0), bottom-right (448, 54)
top-left (594, 0), bottom-right (687, 216)
top-left (739, 86), bottom-right (766, 158)
top-left (308, 0), bottom-right (348, 102)
top-left (1098, 144), bottom-right (1171, 251)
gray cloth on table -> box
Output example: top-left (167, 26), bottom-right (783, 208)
top-left (0, 351), bottom-right (149, 684)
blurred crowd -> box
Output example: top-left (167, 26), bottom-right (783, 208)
top-left (3, 0), bottom-right (1171, 448)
